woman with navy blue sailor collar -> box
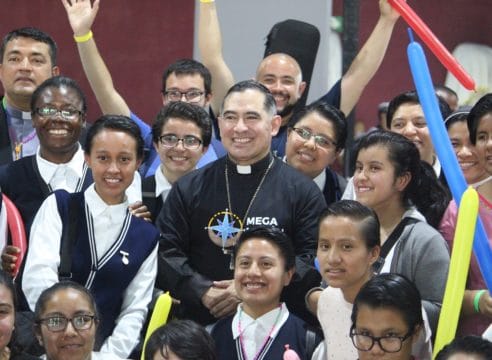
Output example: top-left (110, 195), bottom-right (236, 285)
top-left (22, 115), bottom-right (159, 359)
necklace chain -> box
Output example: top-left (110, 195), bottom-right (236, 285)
top-left (225, 156), bottom-right (274, 232)
top-left (238, 304), bottom-right (283, 360)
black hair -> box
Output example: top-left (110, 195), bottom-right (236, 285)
top-left (31, 75), bottom-right (87, 115)
top-left (288, 100), bottom-right (347, 151)
top-left (152, 102), bottom-right (212, 147)
top-left (221, 80), bottom-right (277, 117)
top-left (354, 130), bottom-right (450, 228)
top-left (435, 84), bottom-right (458, 100)
top-left (0, 270), bottom-right (16, 309)
top-left (0, 271), bottom-right (21, 357)
top-left (467, 93), bottom-right (492, 144)
top-left (319, 200), bottom-right (380, 249)
top-left (444, 109), bottom-right (471, 130)
top-left (351, 273), bottom-right (423, 334)
top-left (386, 90), bottom-right (451, 129)
top-left (435, 336), bottom-right (492, 360)
top-left (162, 59), bottom-right (212, 96)
top-left (144, 320), bottom-right (216, 360)
top-left (234, 227), bottom-right (295, 271)
top-left (378, 101), bottom-right (389, 117)
top-left (84, 115), bottom-right (144, 160)
top-left (34, 281), bottom-right (99, 322)
top-left (0, 27), bottom-right (57, 66)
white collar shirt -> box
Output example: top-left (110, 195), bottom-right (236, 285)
top-left (231, 303), bottom-right (289, 360)
top-left (37, 144), bottom-right (85, 192)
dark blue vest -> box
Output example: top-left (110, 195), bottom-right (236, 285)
top-left (54, 190), bottom-right (159, 348)
top-left (212, 313), bottom-right (322, 360)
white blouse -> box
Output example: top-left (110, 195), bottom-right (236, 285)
top-left (23, 184), bottom-right (157, 359)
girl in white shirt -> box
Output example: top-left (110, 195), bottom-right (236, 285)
top-left (23, 115), bottom-right (159, 359)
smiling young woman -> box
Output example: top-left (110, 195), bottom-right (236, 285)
top-left (316, 200), bottom-right (380, 360)
top-left (23, 116), bottom-right (159, 359)
top-left (211, 227), bottom-right (324, 360)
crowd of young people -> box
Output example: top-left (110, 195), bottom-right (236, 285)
top-left (0, 0), bottom-right (490, 359)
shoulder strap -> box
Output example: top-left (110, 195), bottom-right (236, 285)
top-left (305, 327), bottom-right (317, 360)
top-left (373, 217), bottom-right (418, 273)
top-left (58, 195), bottom-right (81, 280)
top-left (142, 175), bottom-right (158, 221)
top-left (380, 217), bottom-right (419, 258)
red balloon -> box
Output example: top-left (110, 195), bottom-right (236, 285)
top-left (2, 194), bottom-right (27, 277)
top-left (388, 0), bottom-right (475, 91)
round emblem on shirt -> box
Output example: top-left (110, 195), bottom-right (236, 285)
top-left (205, 209), bottom-right (243, 248)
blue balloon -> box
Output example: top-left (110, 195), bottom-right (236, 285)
top-left (406, 29), bottom-right (492, 290)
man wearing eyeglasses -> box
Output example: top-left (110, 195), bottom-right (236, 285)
top-left (199, 0), bottom-right (401, 158)
top-left (0, 27), bottom-right (60, 164)
top-left (157, 80), bottom-right (326, 326)
top-left (142, 102), bottom-right (211, 223)
top-left (61, 0), bottom-right (225, 180)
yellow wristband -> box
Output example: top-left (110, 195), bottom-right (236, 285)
top-left (200, 0), bottom-right (215, 3)
top-left (74, 31), bottom-right (93, 43)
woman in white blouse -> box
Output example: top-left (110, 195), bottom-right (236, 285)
top-left (23, 115), bottom-right (159, 359)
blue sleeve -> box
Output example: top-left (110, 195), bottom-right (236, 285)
top-left (129, 111), bottom-right (152, 150)
top-left (314, 78), bottom-right (342, 109)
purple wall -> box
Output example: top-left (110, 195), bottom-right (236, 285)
top-left (0, 0), bottom-right (195, 123)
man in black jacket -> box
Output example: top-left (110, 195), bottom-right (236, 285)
top-left (157, 80), bottom-right (326, 325)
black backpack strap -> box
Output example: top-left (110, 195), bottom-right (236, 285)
top-left (58, 195), bottom-right (80, 280)
top-left (373, 217), bottom-right (419, 274)
top-left (142, 175), bottom-right (158, 222)
top-left (305, 327), bottom-right (317, 359)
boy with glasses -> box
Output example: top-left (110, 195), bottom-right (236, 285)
top-left (142, 102), bottom-right (212, 223)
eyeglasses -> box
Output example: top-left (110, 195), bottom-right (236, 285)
top-left (158, 134), bottom-right (202, 149)
top-left (290, 127), bottom-right (337, 149)
top-left (350, 328), bottom-right (413, 353)
top-left (37, 314), bottom-right (96, 332)
top-left (35, 106), bottom-right (83, 121)
top-left (163, 90), bottom-right (204, 103)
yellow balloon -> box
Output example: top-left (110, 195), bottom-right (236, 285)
top-left (140, 292), bottom-right (173, 360)
top-left (433, 187), bottom-right (479, 358)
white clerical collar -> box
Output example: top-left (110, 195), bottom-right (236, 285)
top-left (227, 154), bottom-right (273, 176)
top-left (236, 164), bottom-right (251, 174)
top-left (4, 101), bottom-right (31, 120)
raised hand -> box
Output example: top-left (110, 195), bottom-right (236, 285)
top-left (380, 0), bottom-right (401, 23)
top-left (61, 0), bottom-right (100, 36)
top-left (1, 246), bottom-right (20, 277)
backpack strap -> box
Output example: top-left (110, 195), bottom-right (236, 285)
top-left (305, 326), bottom-right (318, 360)
top-left (373, 217), bottom-right (419, 274)
top-left (58, 195), bottom-right (81, 280)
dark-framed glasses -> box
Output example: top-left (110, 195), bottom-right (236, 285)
top-left (35, 106), bottom-right (83, 121)
top-left (163, 89), bottom-right (204, 103)
top-left (37, 314), bottom-right (96, 332)
top-left (290, 127), bottom-right (337, 149)
top-left (158, 134), bottom-right (202, 149)
top-left (350, 327), bottom-right (413, 353)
